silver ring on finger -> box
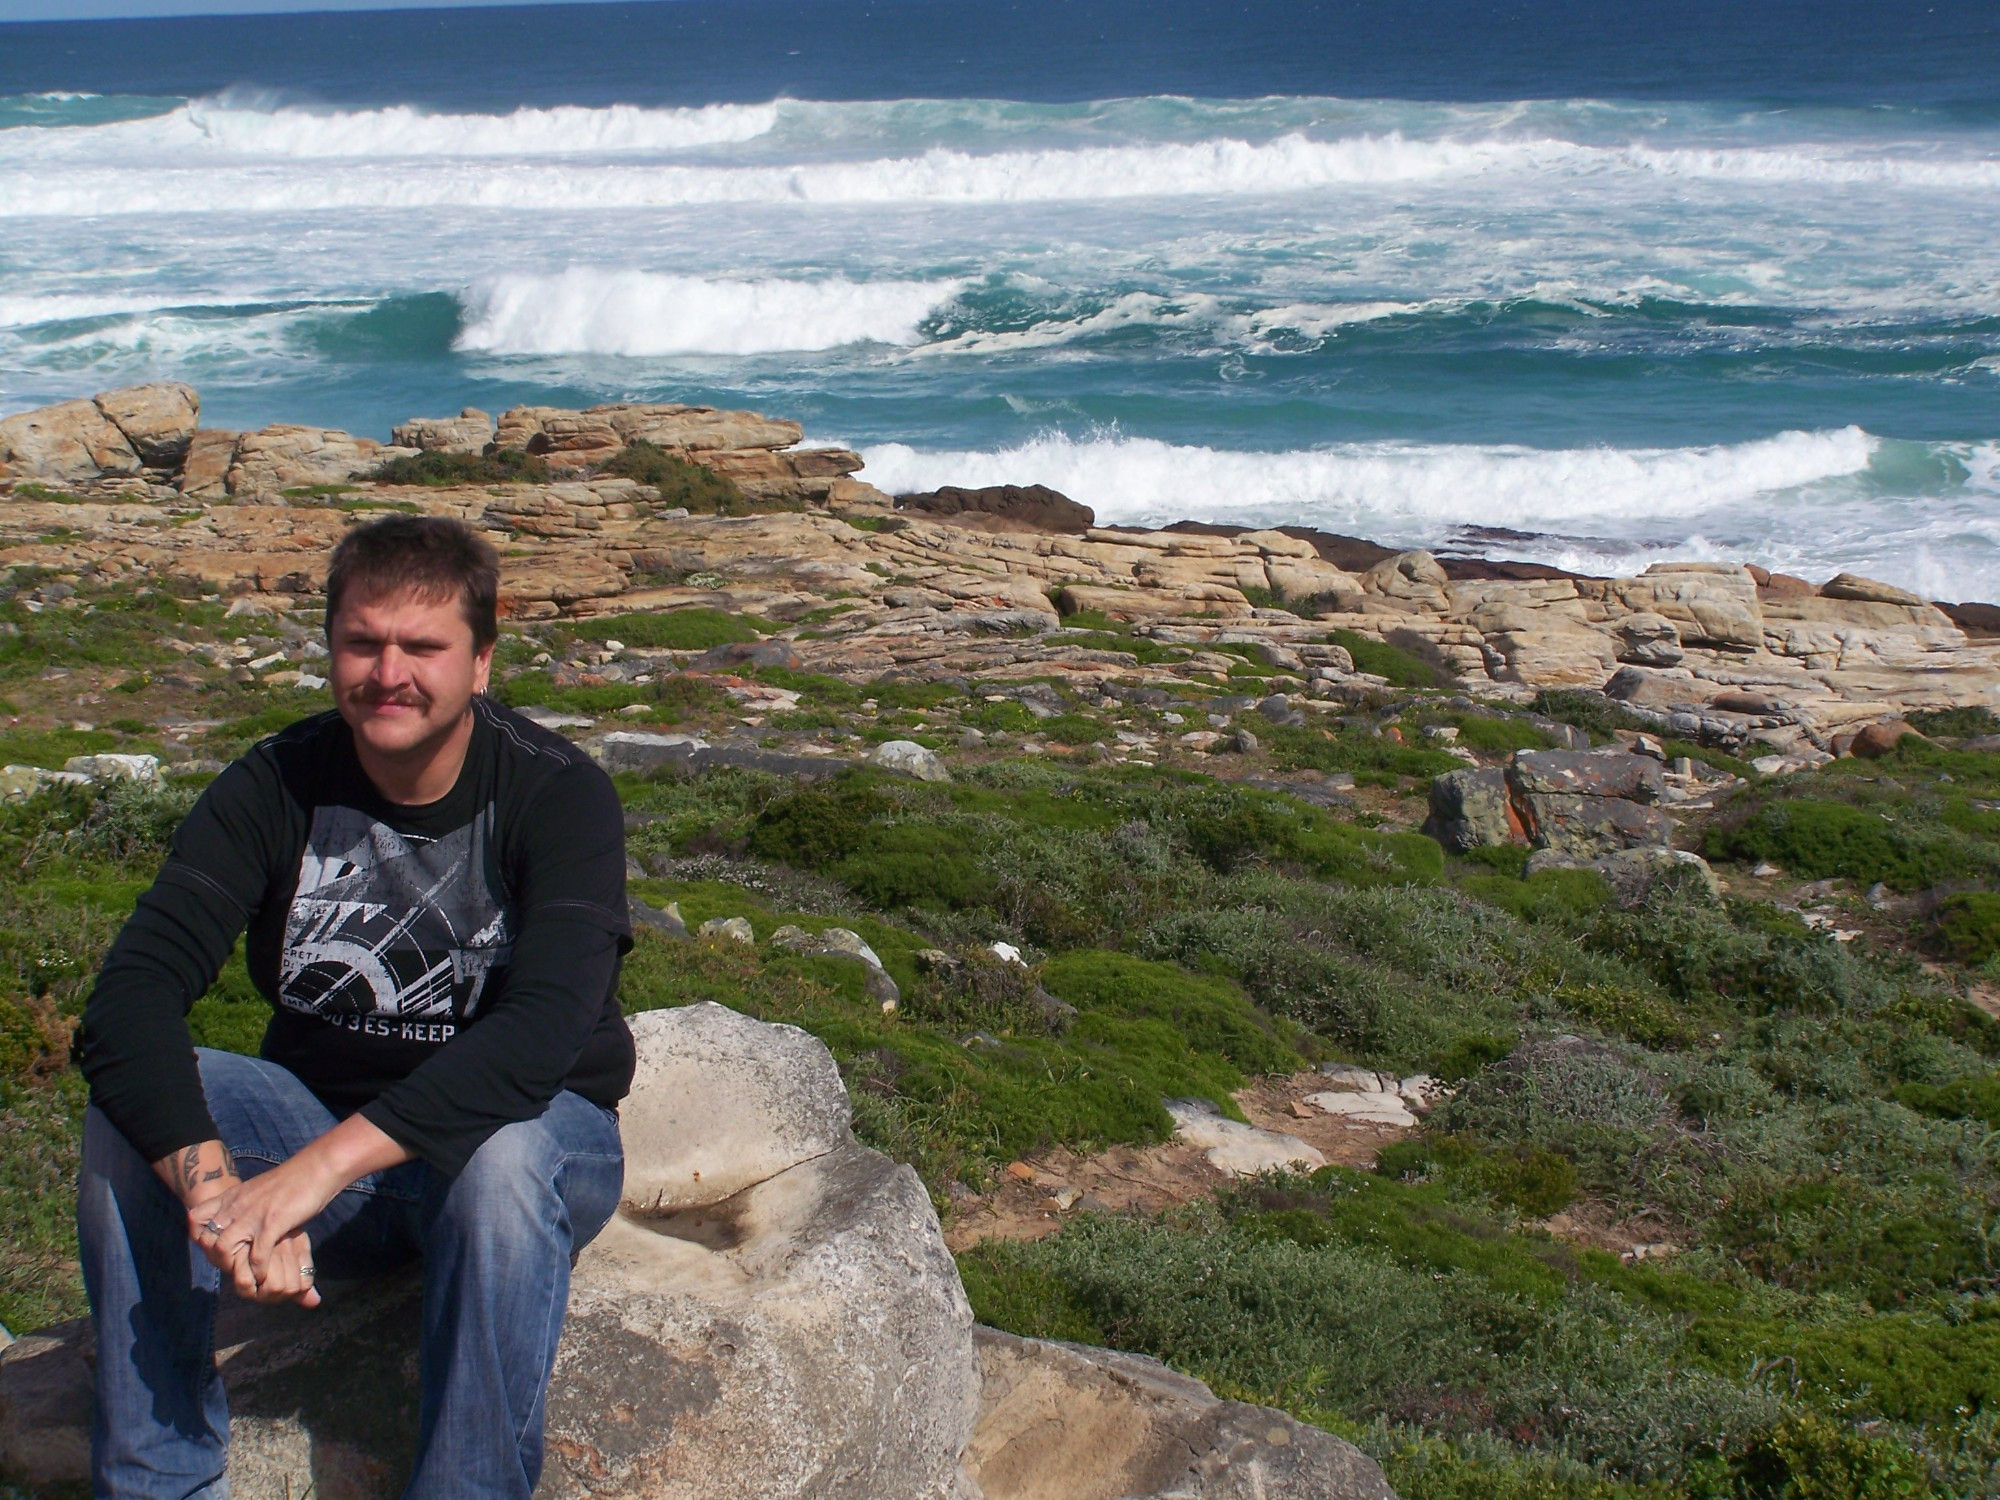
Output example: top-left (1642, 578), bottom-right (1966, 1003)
top-left (203, 1218), bottom-right (223, 1236)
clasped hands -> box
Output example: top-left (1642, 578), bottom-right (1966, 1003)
top-left (154, 1114), bottom-right (410, 1309)
top-left (160, 1139), bottom-right (330, 1307)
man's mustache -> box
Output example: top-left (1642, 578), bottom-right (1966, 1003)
top-left (353, 690), bottom-right (427, 708)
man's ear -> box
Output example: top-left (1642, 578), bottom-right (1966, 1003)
top-left (474, 642), bottom-right (495, 696)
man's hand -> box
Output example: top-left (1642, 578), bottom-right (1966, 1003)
top-left (153, 1138), bottom-right (319, 1305)
top-left (155, 1114), bottom-right (411, 1307)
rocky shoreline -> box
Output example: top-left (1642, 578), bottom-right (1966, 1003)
top-left (4, 381), bottom-right (1997, 768)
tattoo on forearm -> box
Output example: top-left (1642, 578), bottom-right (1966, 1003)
top-left (176, 1142), bottom-right (240, 1197)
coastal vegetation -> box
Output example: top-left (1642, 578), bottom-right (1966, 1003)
top-left (0, 576), bottom-right (1997, 1498)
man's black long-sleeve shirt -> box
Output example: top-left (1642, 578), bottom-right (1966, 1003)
top-left (78, 698), bottom-right (636, 1176)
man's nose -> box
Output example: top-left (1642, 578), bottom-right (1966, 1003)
top-left (370, 644), bottom-right (413, 684)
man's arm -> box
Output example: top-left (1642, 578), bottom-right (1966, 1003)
top-left (79, 751), bottom-right (294, 1162)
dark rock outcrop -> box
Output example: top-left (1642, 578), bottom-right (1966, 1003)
top-left (897, 484), bottom-right (1095, 534)
top-left (1425, 749), bottom-right (1682, 859)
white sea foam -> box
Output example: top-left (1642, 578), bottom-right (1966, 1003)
top-left (3, 97), bottom-right (778, 160)
top-left (0, 292), bottom-right (196, 325)
top-left (7, 123), bottom-right (1994, 217)
top-left (455, 269), bottom-right (964, 356)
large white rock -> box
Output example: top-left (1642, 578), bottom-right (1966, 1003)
top-left (1306, 1092), bottom-right (1418, 1128)
top-left (1166, 1098), bottom-right (1326, 1177)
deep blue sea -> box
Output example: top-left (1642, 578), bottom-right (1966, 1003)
top-left (2, 0), bottom-right (1997, 595)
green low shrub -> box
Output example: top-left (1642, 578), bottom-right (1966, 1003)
top-left (1907, 706), bottom-right (2000, 740)
top-left (1687, 1311), bottom-right (2000, 1428)
top-left (1893, 1073), bottom-right (2000, 1129)
top-left (1262, 721), bottom-right (1464, 781)
top-left (1733, 1412), bottom-right (1938, 1499)
top-left (834, 824), bottom-right (995, 911)
top-left (1708, 799), bottom-right (1974, 892)
top-left (1528, 691), bottom-right (1651, 745)
top-left (1710, 1176), bottom-right (1987, 1303)
top-left (1449, 716), bottom-right (1556, 755)
top-left (596, 441), bottom-right (757, 513)
top-left (1936, 891), bottom-right (2000, 963)
top-left (369, 448), bottom-right (548, 486)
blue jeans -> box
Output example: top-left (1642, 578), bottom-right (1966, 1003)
top-left (77, 1048), bottom-right (624, 1500)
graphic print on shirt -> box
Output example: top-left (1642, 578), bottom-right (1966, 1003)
top-left (279, 804), bottom-right (512, 1027)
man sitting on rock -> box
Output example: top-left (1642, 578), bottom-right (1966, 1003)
top-left (75, 515), bottom-right (636, 1499)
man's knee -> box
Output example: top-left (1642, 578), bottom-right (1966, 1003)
top-left (430, 1108), bottom-right (621, 1259)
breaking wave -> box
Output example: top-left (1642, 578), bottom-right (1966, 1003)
top-left (455, 269), bottom-right (965, 356)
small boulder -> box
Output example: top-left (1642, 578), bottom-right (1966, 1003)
top-left (586, 730), bottom-right (707, 775)
top-left (0, 397), bottom-right (140, 483)
top-left (1851, 719), bottom-right (1925, 759)
top-left (870, 739), bottom-right (950, 782)
top-left (895, 484), bottom-right (1094, 535)
top-left (689, 638), bottom-right (803, 672)
top-left (1256, 694), bottom-right (1306, 728)
top-left (1305, 1091), bottom-right (1417, 1128)
top-left (697, 916), bottom-right (755, 944)
top-left (390, 409), bottom-right (494, 454)
top-left (1613, 612), bottom-right (1684, 667)
top-left (1524, 846), bottom-right (1720, 907)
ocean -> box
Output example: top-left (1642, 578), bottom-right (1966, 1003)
top-left (2, 0), bottom-right (1996, 598)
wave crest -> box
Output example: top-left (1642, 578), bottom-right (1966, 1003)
top-left (859, 428), bottom-right (1884, 528)
top-left (455, 269), bottom-right (965, 356)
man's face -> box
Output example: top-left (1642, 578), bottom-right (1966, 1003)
top-left (328, 585), bottom-right (493, 771)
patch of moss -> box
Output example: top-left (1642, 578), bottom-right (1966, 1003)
top-left (1448, 715), bottom-right (1556, 755)
top-left (1893, 1072), bottom-right (2000, 1129)
top-left (1260, 721), bottom-right (1464, 782)
top-left (0, 725), bottom-right (116, 769)
top-left (492, 672), bottom-right (726, 722)
top-left (1328, 629), bottom-right (1450, 689)
top-left (568, 608), bottom-right (769, 651)
top-left (1040, 950), bottom-right (1302, 1074)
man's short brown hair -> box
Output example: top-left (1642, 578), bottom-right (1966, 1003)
top-left (324, 515), bottom-right (500, 650)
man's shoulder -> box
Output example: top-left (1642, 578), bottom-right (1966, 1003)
top-left (475, 697), bottom-right (596, 774)
top-left (218, 708), bottom-right (344, 794)
top-left (476, 700), bottom-right (623, 858)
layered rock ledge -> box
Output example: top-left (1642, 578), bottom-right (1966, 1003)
top-left (3, 383), bottom-right (1996, 756)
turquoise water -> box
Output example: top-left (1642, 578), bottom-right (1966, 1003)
top-left (1, 0), bottom-right (1996, 595)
